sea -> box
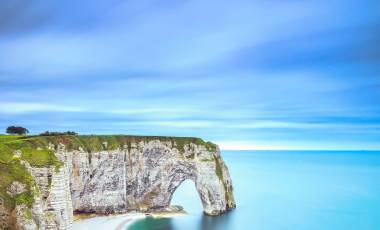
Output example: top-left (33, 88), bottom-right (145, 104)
top-left (128, 150), bottom-right (380, 230)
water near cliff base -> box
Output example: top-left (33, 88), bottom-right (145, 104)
top-left (77, 150), bottom-right (380, 230)
top-left (128, 150), bottom-right (380, 230)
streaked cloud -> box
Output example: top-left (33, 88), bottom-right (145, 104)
top-left (0, 0), bottom-right (379, 149)
top-left (0, 102), bottom-right (85, 114)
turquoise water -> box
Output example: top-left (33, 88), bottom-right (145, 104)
top-left (129, 151), bottom-right (380, 230)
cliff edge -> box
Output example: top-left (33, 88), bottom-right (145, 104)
top-left (0, 135), bottom-right (236, 229)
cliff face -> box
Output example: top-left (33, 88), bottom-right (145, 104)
top-left (0, 135), bottom-right (235, 230)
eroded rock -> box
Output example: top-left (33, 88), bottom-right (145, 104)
top-left (7, 182), bottom-right (27, 197)
top-left (3, 137), bottom-right (235, 229)
top-left (70, 140), bottom-right (235, 215)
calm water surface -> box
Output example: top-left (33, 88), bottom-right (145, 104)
top-left (128, 151), bottom-right (380, 230)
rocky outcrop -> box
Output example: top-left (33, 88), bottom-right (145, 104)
top-left (0, 136), bottom-right (235, 229)
top-left (69, 140), bottom-right (235, 216)
top-left (17, 152), bottom-right (74, 230)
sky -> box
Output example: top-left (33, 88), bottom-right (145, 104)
top-left (0, 0), bottom-right (379, 150)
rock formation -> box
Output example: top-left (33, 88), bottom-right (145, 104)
top-left (0, 135), bottom-right (235, 229)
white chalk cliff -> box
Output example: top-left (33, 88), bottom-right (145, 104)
top-left (0, 136), bottom-right (235, 230)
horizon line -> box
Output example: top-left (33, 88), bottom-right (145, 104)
top-left (219, 149), bottom-right (380, 151)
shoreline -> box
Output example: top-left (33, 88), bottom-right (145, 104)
top-left (73, 213), bottom-right (145, 230)
top-left (73, 211), bottom-right (187, 230)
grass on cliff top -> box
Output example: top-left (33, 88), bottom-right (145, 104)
top-left (0, 136), bottom-right (61, 212)
top-left (0, 134), bottom-right (25, 143)
top-left (0, 139), bottom-right (62, 169)
top-left (0, 135), bottom-right (216, 173)
top-left (0, 135), bottom-right (217, 154)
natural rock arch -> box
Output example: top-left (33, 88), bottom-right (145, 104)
top-left (70, 139), bottom-right (235, 216)
top-left (123, 141), bottom-right (236, 215)
top-left (1, 135), bottom-right (235, 230)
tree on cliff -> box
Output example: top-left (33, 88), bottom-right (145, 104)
top-left (6, 126), bottom-right (29, 135)
top-left (39, 131), bottom-right (78, 136)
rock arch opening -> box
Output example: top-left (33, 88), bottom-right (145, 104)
top-left (170, 179), bottom-right (203, 214)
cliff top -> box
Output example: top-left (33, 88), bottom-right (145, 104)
top-left (0, 134), bottom-right (217, 166)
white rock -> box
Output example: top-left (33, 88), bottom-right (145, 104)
top-left (12, 138), bottom-right (235, 229)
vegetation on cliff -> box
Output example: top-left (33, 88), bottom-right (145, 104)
top-left (0, 135), bottom-right (61, 213)
top-left (0, 134), bottom-right (217, 213)
top-left (0, 136), bottom-right (62, 169)
top-left (5, 126), bottom-right (29, 136)
top-left (0, 132), bottom-right (222, 228)
top-left (0, 156), bottom-right (36, 210)
top-left (1, 135), bottom-right (216, 154)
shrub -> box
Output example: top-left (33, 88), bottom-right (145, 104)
top-left (6, 126), bottom-right (29, 135)
top-left (39, 131), bottom-right (78, 136)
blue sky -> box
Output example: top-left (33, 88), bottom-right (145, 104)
top-left (0, 0), bottom-right (379, 150)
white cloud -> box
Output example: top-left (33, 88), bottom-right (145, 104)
top-left (151, 120), bottom-right (215, 128)
top-left (218, 141), bottom-right (291, 150)
top-left (217, 140), bottom-right (380, 150)
top-left (108, 107), bottom-right (196, 115)
top-left (227, 121), bottom-right (380, 130)
top-left (0, 102), bottom-right (85, 114)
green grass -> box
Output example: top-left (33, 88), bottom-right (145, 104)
top-left (0, 134), bottom-right (217, 154)
top-left (0, 143), bottom-right (14, 163)
top-left (0, 135), bottom-right (26, 144)
top-left (0, 135), bottom-right (61, 211)
top-left (0, 134), bottom-right (216, 176)
top-left (21, 148), bottom-right (62, 170)
top-left (1, 138), bottom-right (62, 170)
top-left (0, 161), bottom-right (36, 209)
top-left (212, 155), bottom-right (235, 208)
top-left (15, 192), bottom-right (35, 207)
top-left (24, 209), bottom-right (33, 220)
top-left (214, 155), bottom-right (224, 182)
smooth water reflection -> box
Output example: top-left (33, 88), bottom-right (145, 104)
top-left (128, 217), bottom-right (174, 230)
top-left (128, 151), bottom-right (380, 230)
top-left (198, 211), bottom-right (235, 230)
